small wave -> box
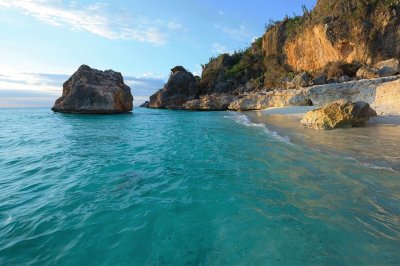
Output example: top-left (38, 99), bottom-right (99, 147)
top-left (359, 162), bottom-right (398, 172)
top-left (226, 113), bottom-right (292, 144)
top-left (342, 156), bottom-right (398, 173)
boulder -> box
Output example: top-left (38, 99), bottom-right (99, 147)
top-left (228, 95), bottom-right (269, 111)
top-left (312, 75), bottom-right (328, 85)
top-left (184, 94), bottom-right (238, 111)
top-left (149, 66), bottom-right (199, 108)
top-left (356, 66), bottom-right (379, 79)
top-left (300, 100), bottom-right (376, 130)
top-left (287, 72), bottom-right (311, 89)
top-left (52, 65), bottom-right (133, 114)
top-left (375, 58), bottom-right (400, 77)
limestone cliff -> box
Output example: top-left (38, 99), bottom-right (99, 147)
top-left (265, 0), bottom-right (400, 72)
top-left (197, 0), bottom-right (400, 95)
top-left (148, 0), bottom-right (400, 111)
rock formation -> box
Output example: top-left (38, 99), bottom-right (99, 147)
top-left (52, 65), bottom-right (133, 114)
top-left (375, 58), bottom-right (400, 77)
top-left (228, 89), bottom-right (311, 111)
top-left (300, 100), bottom-right (377, 130)
top-left (184, 94), bottom-right (238, 111)
top-left (146, 0), bottom-right (400, 112)
top-left (229, 75), bottom-right (400, 111)
top-left (149, 66), bottom-right (199, 109)
top-left (272, 0), bottom-right (400, 72)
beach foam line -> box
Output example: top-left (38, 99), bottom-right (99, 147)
top-left (225, 113), bottom-right (292, 144)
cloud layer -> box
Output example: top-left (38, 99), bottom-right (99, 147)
top-left (0, 0), bottom-right (182, 45)
top-left (0, 71), bottom-right (164, 107)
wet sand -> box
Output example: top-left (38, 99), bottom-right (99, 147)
top-left (245, 106), bottom-right (400, 171)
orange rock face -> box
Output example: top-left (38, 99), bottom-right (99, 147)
top-left (283, 25), bottom-right (370, 72)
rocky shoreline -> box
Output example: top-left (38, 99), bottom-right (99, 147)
top-left (143, 0), bottom-right (400, 130)
top-left (147, 66), bottom-right (400, 113)
top-left (143, 59), bottom-right (399, 129)
top-left (50, 0), bottom-right (400, 125)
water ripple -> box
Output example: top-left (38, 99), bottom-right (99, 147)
top-left (0, 108), bottom-right (399, 265)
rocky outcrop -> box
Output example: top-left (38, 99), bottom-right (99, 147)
top-left (147, 0), bottom-right (400, 112)
top-left (184, 94), bottom-right (238, 111)
top-left (306, 75), bottom-right (400, 106)
top-left (356, 66), bottom-right (379, 79)
top-left (228, 89), bottom-right (311, 111)
top-left (52, 65), bottom-right (133, 114)
top-left (300, 100), bottom-right (377, 130)
top-left (228, 75), bottom-right (400, 111)
top-left (286, 72), bottom-right (311, 89)
top-left (149, 66), bottom-right (199, 109)
top-left (277, 0), bottom-right (400, 72)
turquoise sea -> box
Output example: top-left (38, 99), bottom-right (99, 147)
top-left (0, 107), bottom-right (399, 265)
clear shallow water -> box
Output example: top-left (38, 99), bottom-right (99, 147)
top-left (246, 109), bottom-right (400, 171)
top-left (0, 108), bottom-right (399, 265)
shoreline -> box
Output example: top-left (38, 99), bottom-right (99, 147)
top-left (243, 105), bottom-right (400, 172)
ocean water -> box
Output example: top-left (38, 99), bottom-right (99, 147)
top-left (0, 107), bottom-right (399, 265)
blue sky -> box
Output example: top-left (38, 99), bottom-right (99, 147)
top-left (0, 0), bottom-right (316, 107)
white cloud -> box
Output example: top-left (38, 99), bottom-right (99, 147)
top-left (0, 70), bottom-right (166, 107)
top-left (218, 10), bottom-right (225, 16)
top-left (212, 43), bottom-right (230, 55)
top-left (192, 65), bottom-right (203, 77)
top-left (0, 0), bottom-right (182, 45)
top-left (167, 21), bottom-right (183, 31)
top-left (215, 23), bottom-right (251, 40)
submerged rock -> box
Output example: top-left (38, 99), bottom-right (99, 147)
top-left (52, 65), bottom-right (133, 114)
top-left (149, 66), bottom-right (199, 109)
top-left (300, 100), bottom-right (376, 130)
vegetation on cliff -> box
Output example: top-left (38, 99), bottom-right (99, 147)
top-left (197, 0), bottom-right (400, 95)
top-left (149, 0), bottom-right (400, 110)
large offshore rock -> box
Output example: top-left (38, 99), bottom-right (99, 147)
top-left (183, 94), bottom-right (238, 111)
top-left (52, 65), bottom-right (133, 114)
top-left (300, 100), bottom-right (376, 130)
top-left (149, 66), bottom-right (199, 109)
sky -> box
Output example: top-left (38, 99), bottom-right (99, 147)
top-left (0, 0), bottom-right (316, 107)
